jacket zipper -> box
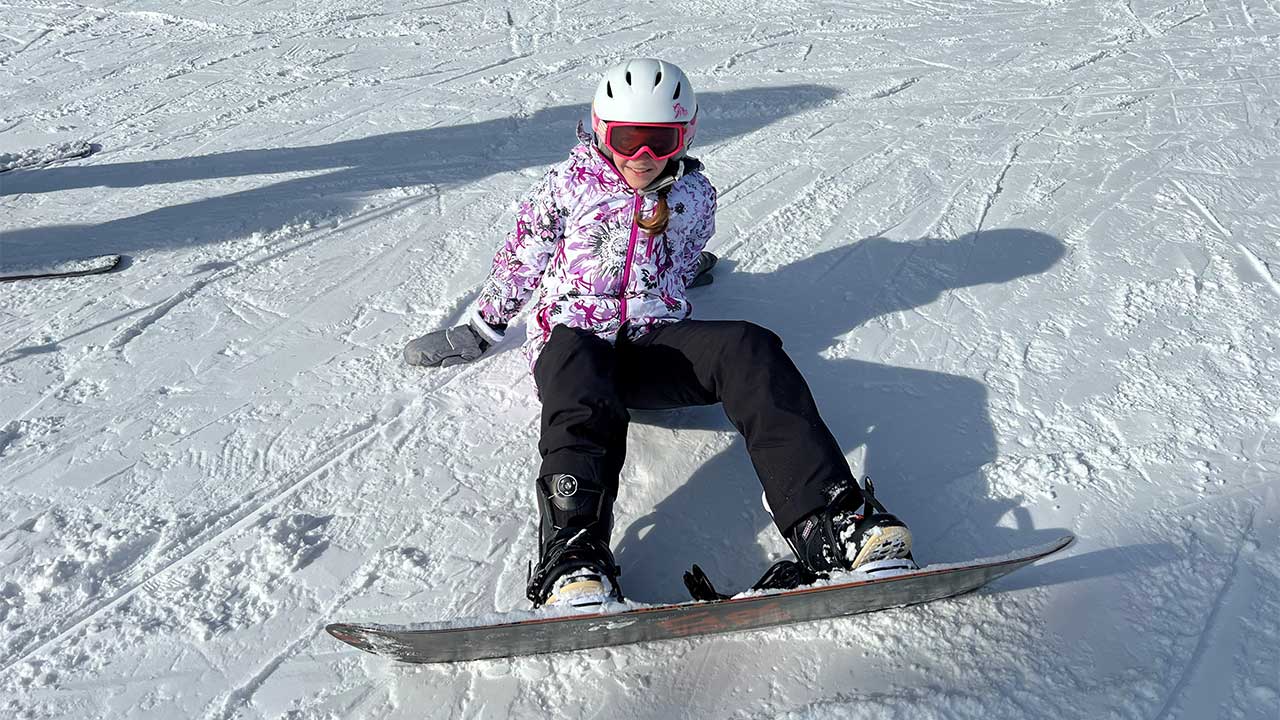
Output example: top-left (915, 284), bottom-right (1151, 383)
top-left (593, 146), bottom-right (661, 331)
top-left (618, 192), bottom-right (642, 327)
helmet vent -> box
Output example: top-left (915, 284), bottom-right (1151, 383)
top-left (673, 82), bottom-right (682, 99)
top-left (655, 70), bottom-right (663, 85)
top-left (625, 71), bottom-right (632, 85)
top-left (606, 81), bottom-right (613, 98)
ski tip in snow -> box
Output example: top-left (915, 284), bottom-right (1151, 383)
top-left (0, 254), bottom-right (123, 282)
top-left (0, 139), bottom-right (99, 173)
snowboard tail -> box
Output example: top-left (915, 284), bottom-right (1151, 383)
top-left (327, 534), bottom-right (1073, 664)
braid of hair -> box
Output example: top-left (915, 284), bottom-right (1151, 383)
top-left (637, 187), bottom-right (672, 236)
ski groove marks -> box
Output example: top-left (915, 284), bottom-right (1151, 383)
top-left (1235, 244), bottom-right (1280, 299)
top-left (201, 556), bottom-right (381, 720)
top-left (1123, 0), bottom-right (1162, 38)
top-left (977, 142), bottom-right (1022, 233)
top-left (713, 42), bottom-right (786, 74)
top-left (435, 52), bottom-right (533, 86)
top-left (205, 519), bottom-right (426, 720)
top-left (1169, 179), bottom-right (1231, 239)
top-left (870, 77), bottom-right (919, 99)
top-left (102, 218), bottom-right (336, 353)
top-left (1068, 50), bottom-right (1111, 72)
top-left (0, 407), bottom-right (399, 678)
top-left (1165, 178), bottom-right (1280, 297)
top-left (107, 274), bottom-right (221, 351)
top-left (1151, 511), bottom-right (1258, 720)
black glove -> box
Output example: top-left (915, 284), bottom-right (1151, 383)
top-left (403, 323), bottom-right (491, 367)
top-left (689, 251), bottom-right (717, 288)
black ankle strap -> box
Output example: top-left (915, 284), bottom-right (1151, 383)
top-left (860, 477), bottom-right (889, 516)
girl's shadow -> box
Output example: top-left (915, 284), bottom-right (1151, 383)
top-left (615, 229), bottom-right (1069, 603)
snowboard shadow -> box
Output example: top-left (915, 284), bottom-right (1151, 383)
top-left (614, 228), bottom-right (1070, 603)
top-left (995, 542), bottom-right (1177, 593)
top-left (0, 86), bottom-right (838, 269)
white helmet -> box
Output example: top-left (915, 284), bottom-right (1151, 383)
top-left (592, 58), bottom-right (698, 146)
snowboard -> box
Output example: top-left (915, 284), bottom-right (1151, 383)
top-left (326, 534), bottom-right (1073, 664)
top-left (0, 254), bottom-right (122, 282)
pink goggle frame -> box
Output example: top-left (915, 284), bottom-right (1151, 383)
top-left (594, 113), bottom-right (688, 162)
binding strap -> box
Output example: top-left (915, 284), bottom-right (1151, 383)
top-left (683, 560), bottom-right (826, 602)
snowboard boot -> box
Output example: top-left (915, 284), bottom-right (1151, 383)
top-left (526, 473), bottom-right (624, 609)
top-left (785, 478), bottom-right (916, 577)
top-left (684, 478), bottom-right (914, 602)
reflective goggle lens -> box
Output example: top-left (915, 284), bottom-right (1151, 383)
top-left (607, 124), bottom-right (682, 158)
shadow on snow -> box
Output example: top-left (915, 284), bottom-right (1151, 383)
top-left (614, 228), bottom-right (1078, 603)
top-left (2, 87), bottom-right (1104, 607)
top-left (0, 85), bottom-right (839, 268)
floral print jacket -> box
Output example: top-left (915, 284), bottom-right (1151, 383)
top-left (469, 124), bottom-right (718, 370)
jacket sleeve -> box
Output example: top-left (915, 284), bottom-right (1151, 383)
top-left (470, 169), bottom-right (566, 337)
top-left (677, 178), bottom-right (717, 288)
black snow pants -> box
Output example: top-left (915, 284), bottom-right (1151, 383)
top-left (532, 320), bottom-right (856, 535)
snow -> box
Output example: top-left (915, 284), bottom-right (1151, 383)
top-left (0, 140), bottom-right (93, 173)
top-left (0, 0), bottom-right (1277, 718)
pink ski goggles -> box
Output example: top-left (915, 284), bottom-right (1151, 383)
top-left (600, 120), bottom-right (687, 162)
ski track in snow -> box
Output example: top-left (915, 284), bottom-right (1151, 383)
top-left (2, 0), bottom-right (1280, 718)
top-left (0, 400), bottom-right (405, 675)
top-left (1150, 508), bottom-right (1257, 720)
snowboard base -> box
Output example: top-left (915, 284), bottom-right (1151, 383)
top-left (327, 534), bottom-right (1074, 664)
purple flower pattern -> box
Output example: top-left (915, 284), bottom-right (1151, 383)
top-left (475, 128), bottom-right (717, 370)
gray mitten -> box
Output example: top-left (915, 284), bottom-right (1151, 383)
top-left (404, 324), bottom-right (490, 367)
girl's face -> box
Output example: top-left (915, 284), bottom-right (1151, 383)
top-left (615, 154), bottom-right (667, 190)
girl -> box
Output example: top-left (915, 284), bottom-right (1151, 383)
top-left (405, 58), bottom-right (913, 608)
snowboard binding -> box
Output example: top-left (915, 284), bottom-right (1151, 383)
top-left (685, 477), bottom-right (916, 602)
top-left (527, 473), bottom-right (624, 608)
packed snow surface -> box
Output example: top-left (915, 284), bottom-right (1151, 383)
top-left (1, 1), bottom-right (1278, 718)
